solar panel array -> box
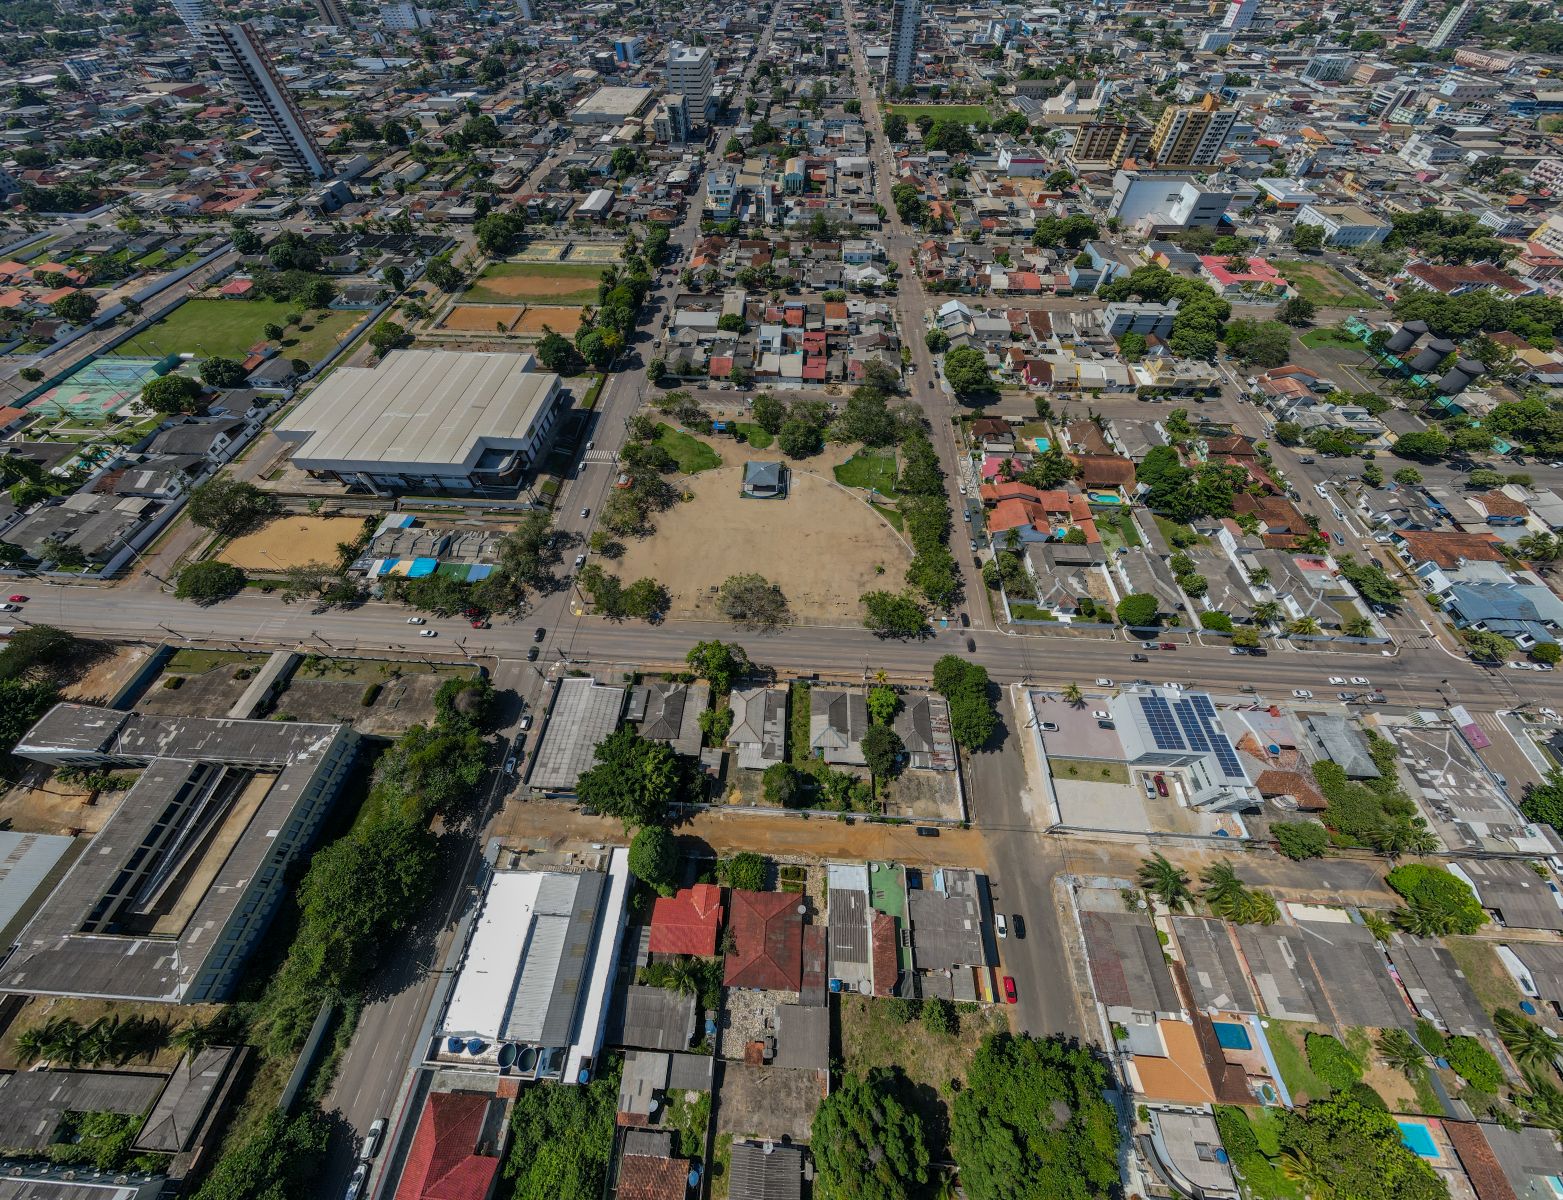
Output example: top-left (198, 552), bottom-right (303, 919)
top-left (1191, 694), bottom-right (1247, 780)
top-left (1135, 692), bottom-right (1248, 782)
top-left (1139, 695), bottom-right (1185, 751)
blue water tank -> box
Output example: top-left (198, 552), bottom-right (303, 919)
top-left (446, 1037), bottom-right (464, 1053)
top-left (465, 1038), bottom-right (485, 1055)
top-left (1520, 1000), bottom-right (1538, 1015)
top-left (830, 978), bottom-right (842, 992)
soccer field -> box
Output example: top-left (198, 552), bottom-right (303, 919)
top-left (887, 104), bottom-right (990, 124)
top-left (113, 299), bottom-right (363, 364)
top-left (463, 262), bottom-right (607, 305)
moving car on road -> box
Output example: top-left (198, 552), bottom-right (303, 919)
top-left (419, 629), bottom-right (437, 638)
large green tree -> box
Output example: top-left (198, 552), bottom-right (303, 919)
top-left (812, 1068), bottom-right (929, 1200)
top-left (501, 1059), bottom-right (620, 1200)
top-left (628, 824), bottom-right (678, 893)
top-left (1277, 1094), bottom-right (1446, 1200)
top-left (951, 1033), bottom-right (1120, 1200)
top-left (931, 654), bottom-right (996, 749)
top-left (174, 560), bottom-right (246, 603)
top-left (186, 477), bottom-right (279, 536)
top-left (942, 344), bottom-right (993, 396)
top-left (574, 727), bottom-right (680, 828)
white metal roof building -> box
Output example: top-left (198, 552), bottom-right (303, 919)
top-left (275, 349), bottom-right (564, 494)
top-left (435, 849), bottom-right (630, 1082)
top-left (1110, 687), bottom-right (1256, 812)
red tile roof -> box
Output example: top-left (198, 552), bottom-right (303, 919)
top-left (618, 1152), bottom-right (690, 1200)
top-left (394, 1092), bottom-right (501, 1200)
top-left (649, 884), bottom-right (724, 957)
top-left (1444, 1123), bottom-right (1518, 1200)
top-left (1395, 530), bottom-right (1506, 568)
top-left (871, 912), bottom-right (898, 997)
top-left (723, 889), bottom-right (803, 990)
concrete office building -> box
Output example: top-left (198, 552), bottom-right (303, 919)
top-left (889, 0), bottom-right (920, 88)
top-left (666, 43), bottom-right (715, 121)
top-left (1429, 0), bottom-right (1474, 49)
top-left (1148, 95), bottom-right (1237, 169)
top-left (614, 36), bottom-right (643, 65)
top-left (171, 0), bottom-right (329, 178)
top-left (1109, 172), bottom-right (1240, 229)
top-left (2, 705), bottom-right (359, 1002)
top-left (516, 0), bottom-right (532, 16)
top-left (275, 349), bottom-right (565, 494)
top-left (570, 84), bottom-right (657, 126)
top-left (1303, 54), bottom-right (1354, 83)
top-left (1295, 203), bottom-right (1391, 247)
top-left (313, 0), bottom-right (349, 24)
top-left (1397, 0), bottom-right (1425, 21)
top-left (1222, 0), bottom-right (1258, 31)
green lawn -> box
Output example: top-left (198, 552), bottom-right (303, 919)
top-left (1049, 757), bottom-right (1129, 785)
top-left (870, 500), bottom-right (904, 532)
top-left (1300, 325), bottom-right (1366, 351)
top-left (580, 374), bottom-right (607, 411)
top-left (1217, 1107), bottom-right (1306, 1200)
top-left (834, 451), bottom-right (899, 497)
top-left (735, 422), bottom-right (773, 449)
top-left (114, 298), bottom-right (362, 365)
top-left (1274, 260), bottom-right (1377, 308)
top-left (463, 260), bottom-right (607, 305)
top-left (1096, 510), bottom-right (1142, 553)
top-left (888, 103), bottom-right (990, 125)
top-left (655, 423), bottom-right (722, 473)
top-left (1153, 514), bottom-right (1207, 548)
top-left (1268, 1022), bottom-right (1332, 1104)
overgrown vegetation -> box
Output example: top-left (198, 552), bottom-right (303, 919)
top-left (1309, 733), bottom-right (1438, 854)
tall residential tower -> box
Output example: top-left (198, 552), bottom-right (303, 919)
top-left (1147, 94), bottom-right (1238, 168)
top-left (666, 43), bottom-right (715, 121)
top-left (1428, 0), bottom-right (1474, 49)
top-left (889, 0), bottom-right (919, 89)
top-left (173, 0), bottom-right (329, 178)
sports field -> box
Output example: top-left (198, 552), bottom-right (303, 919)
top-left (26, 355), bottom-right (172, 418)
top-left (463, 262), bottom-right (606, 305)
top-left (564, 242), bottom-right (624, 264)
top-left (512, 241), bottom-right (570, 263)
top-left (439, 303), bottom-right (585, 335)
top-left (216, 515), bottom-right (366, 571)
top-left (887, 103), bottom-right (989, 124)
top-left (113, 299), bottom-right (363, 364)
top-left (1273, 261), bottom-right (1377, 308)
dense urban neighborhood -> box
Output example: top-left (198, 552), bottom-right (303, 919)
top-left (3, 0), bottom-right (1563, 1199)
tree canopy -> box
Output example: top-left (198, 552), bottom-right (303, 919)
top-left (574, 727), bottom-right (681, 828)
top-left (811, 1068), bottom-right (929, 1200)
top-left (950, 1033), bottom-right (1120, 1200)
top-left (931, 654), bottom-right (996, 749)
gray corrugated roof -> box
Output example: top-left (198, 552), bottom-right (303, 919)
top-left (0, 1070), bottom-right (165, 1152)
top-left (728, 1142), bottom-right (804, 1200)
top-left (504, 870), bottom-right (605, 1046)
top-left (527, 677), bottom-right (626, 792)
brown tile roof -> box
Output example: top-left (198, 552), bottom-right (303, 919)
top-left (1070, 454), bottom-right (1137, 487)
top-left (1475, 491), bottom-right (1528, 518)
top-left (724, 890), bottom-right (804, 991)
top-left (871, 912), bottom-right (898, 997)
top-left (618, 1153), bottom-right (690, 1200)
top-left (1254, 769), bottom-right (1326, 812)
top-left (1444, 1123), bottom-right (1518, 1200)
top-left (1395, 530), bottom-right (1506, 568)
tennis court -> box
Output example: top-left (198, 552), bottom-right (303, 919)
top-left (25, 355), bottom-right (179, 419)
top-left (564, 242), bottom-right (623, 264)
top-left (512, 241), bottom-right (570, 263)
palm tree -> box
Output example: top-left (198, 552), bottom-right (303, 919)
top-left (15, 1016), bottom-right (78, 1064)
top-left (1287, 616), bottom-right (1323, 637)
top-left (1515, 1075), bottom-right (1563, 1132)
top-left (1344, 616), bottom-right (1374, 638)
top-left (1253, 600), bottom-right (1283, 626)
top-left (1200, 862), bottom-right (1248, 920)
top-left (1378, 1027), bottom-right (1423, 1074)
top-left (1062, 682), bottom-right (1085, 706)
top-left (1495, 1009), bottom-right (1563, 1075)
top-left (1237, 889), bottom-right (1281, 926)
top-left (45, 1017), bottom-right (91, 1067)
top-left (1360, 910), bottom-right (1395, 944)
top-left (661, 956), bottom-right (706, 998)
top-left (1137, 853), bottom-right (1194, 912)
top-left (82, 1015), bottom-right (126, 1066)
top-left (1247, 567), bottom-right (1271, 588)
top-left (1280, 1149), bottom-right (1334, 1200)
top-left (1374, 816), bottom-right (1439, 857)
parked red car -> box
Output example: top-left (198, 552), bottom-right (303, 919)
top-left (1002, 976), bottom-right (1018, 1004)
top-left (1159, 641), bottom-right (1176, 650)
top-left (6, 595), bottom-right (26, 603)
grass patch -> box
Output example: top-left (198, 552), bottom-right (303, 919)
top-left (1009, 601), bottom-right (1055, 621)
top-left (293, 655), bottom-right (473, 683)
top-left (838, 994), bottom-right (1006, 1162)
top-left (1300, 325), bottom-right (1366, 351)
top-left (1268, 1021), bottom-right (1333, 1104)
top-left (167, 648), bottom-right (270, 673)
top-left (463, 260), bottom-right (606, 305)
top-left (870, 501), bottom-right (904, 532)
top-left (116, 298), bottom-right (361, 364)
top-left (888, 103), bottom-right (990, 125)
top-left (734, 422), bottom-right (773, 449)
top-left (1215, 1106), bottom-right (1306, 1200)
top-left (1410, 1066), bottom-right (1448, 1116)
top-left (1154, 514), bottom-right (1206, 547)
top-left (1095, 511), bottom-right (1142, 553)
top-left (834, 451), bottom-right (899, 497)
top-left (580, 373), bottom-right (607, 411)
top-left (1047, 757), bottom-right (1129, 785)
top-left (663, 1089), bottom-right (710, 1160)
top-left (1274, 260), bottom-right (1376, 308)
top-left (654, 423), bottom-right (722, 473)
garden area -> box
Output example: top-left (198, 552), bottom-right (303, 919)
top-left (654, 423), bottom-right (723, 474)
top-left (1300, 325), bottom-right (1368, 352)
top-left (114, 298), bottom-right (361, 364)
top-left (834, 450), bottom-right (899, 497)
top-left (886, 103), bottom-right (990, 125)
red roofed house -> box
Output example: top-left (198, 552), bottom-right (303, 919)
top-left (649, 884), bottom-right (724, 957)
top-left (219, 278), bottom-right (255, 298)
top-left (395, 1091), bottom-right (503, 1200)
top-left (617, 1147), bottom-right (689, 1200)
top-left (1198, 254), bottom-right (1289, 297)
top-left (723, 889), bottom-right (803, 990)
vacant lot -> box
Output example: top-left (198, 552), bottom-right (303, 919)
top-left (464, 261), bottom-right (606, 305)
top-left (657, 423), bottom-right (723, 473)
top-left (839, 994), bottom-right (1006, 1161)
top-left (613, 438), bottom-right (911, 625)
top-left (513, 304), bottom-right (585, 335)
top-left (1300, 325), bottom-right (1364, 352)
top-left (273, 658), bottom-right (474, 735)
top-left (217, 515), bottom-right (367, 571)
top-left (118, 298), bottom-right (362, 364)
top-left (1274, 260), bottom-right (1377, 308)
top-left (887, 104), bottom-right (989, 125)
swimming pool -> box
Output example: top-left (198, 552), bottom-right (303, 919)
top-left (1213, 1021), bottom-right (1252, 1051)
top-left (1398, 1121), bottom-right (1440, 1159)
top-left (1089, 492), bottom-right (1123, 505)
top-left (1032, 437), bottom-right (1052, 453)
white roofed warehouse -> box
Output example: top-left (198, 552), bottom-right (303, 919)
top-left (275, 349), bottom-right (565, 495)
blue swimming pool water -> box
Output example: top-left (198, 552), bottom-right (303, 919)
top-left (1398, 1121), bottom-right (1439, 1158)
top-left (1033, 437), bottom-right (1051, 452)
top-left (1213, 1021), bottom-right (1252, 1051)
top-left (1089, 492), bottom-right (1123, 505)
